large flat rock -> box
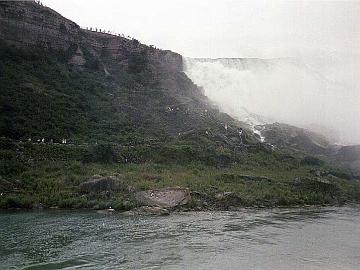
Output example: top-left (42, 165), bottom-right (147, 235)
top-left (134, 187), bottom-right (191, 208)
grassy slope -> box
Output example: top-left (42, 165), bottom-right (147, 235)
top-left (1, 139), bottom-right (360, 210)
top-left (1, 42), bottom-right (360, 210)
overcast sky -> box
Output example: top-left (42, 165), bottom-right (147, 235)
top-left (41, 0), bottom-right (360, 58)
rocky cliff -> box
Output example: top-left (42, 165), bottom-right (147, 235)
top-left (0, 1), bottom-right (182, 73)
top-left (0, 0), bottom-right (256, 167)
top-left (0, 1), bottom-right (359, 176)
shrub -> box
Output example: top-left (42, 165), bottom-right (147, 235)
top-left (300, 156), bottom-right (324, 166)
top-left (0, 195), bottom-right (34, 209)
top-left (0, 137), bottom-right (16, 150)
top-left (158, 144), bottom-right (195, 164)
top-left (83, 143), bottom-right (118, 163)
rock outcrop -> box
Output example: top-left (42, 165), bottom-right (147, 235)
top-left (134, 187), bottom-right (191, 208)
top-left (0, 1), bottom-right (183, 73)
top-left (68, 47), bottom-right (86, 67)
top-left (79, 175), bottom-right (124, 194)
top-left (259, 122), bottom-right (331, 155)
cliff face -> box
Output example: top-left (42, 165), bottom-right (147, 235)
top-left (0, 0), bottom-right (252, 154)
top-left (1, 1), bottom-right (359, 176)
top-left (0, 1), bottom-right (81, 49)
top-left (0, 1), bottom-right (182, 72)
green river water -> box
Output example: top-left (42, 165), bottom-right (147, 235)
top-left (1, 206), bottom-right (359, 269)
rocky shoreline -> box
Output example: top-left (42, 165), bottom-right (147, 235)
top-left (1, 173), bottom-right (351, 215)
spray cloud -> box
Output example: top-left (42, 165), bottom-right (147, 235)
top-left (184, 55), bottom-right (360, 145)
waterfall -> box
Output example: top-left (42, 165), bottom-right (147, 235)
top-left (183, 56), bottom-right (360, 145)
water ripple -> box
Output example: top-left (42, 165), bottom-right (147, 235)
top-left (0, 207), bottom-right (359, 269)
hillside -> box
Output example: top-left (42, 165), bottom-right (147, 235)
top-left (0, 1), bottom-right (359, 210)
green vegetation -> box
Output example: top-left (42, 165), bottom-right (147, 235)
top-left (1, 137), bottom-right (360, 210)
top-left (1, 41), bottom-right (359, 211)
top-left (83, 144), bottom-right (119, 164)
top-left (300, 156), bottom-right (325, 166)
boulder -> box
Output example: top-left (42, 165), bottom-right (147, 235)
top-left (134, 187), bottom-right (191, 208)
top-left (79, 174), bottom-right (124, 194)
top-left (124, 206), bottom-right (170, 216)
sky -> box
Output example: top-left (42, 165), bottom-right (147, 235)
top-left (41, 0), bottom-right (360, 58)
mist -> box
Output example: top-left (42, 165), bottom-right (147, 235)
top-left (184, 54), bottom-right (360, 145)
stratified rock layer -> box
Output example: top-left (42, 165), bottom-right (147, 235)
top-left (0, 1), bottom-right (183, 72)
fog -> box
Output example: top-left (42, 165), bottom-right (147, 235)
top-left (185, 55), bottom-right (360, 145)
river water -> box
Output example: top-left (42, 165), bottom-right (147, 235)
top-left (0, 206), bottom-right (359, 270)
